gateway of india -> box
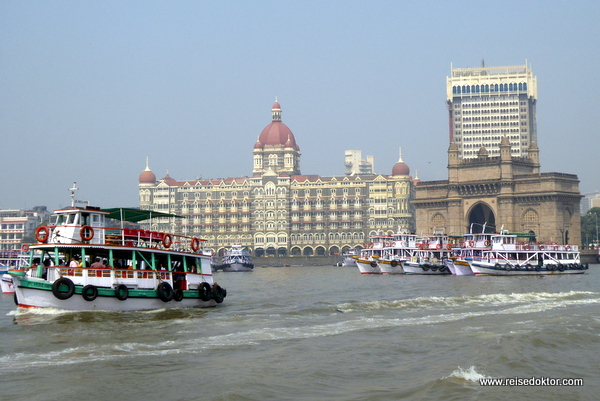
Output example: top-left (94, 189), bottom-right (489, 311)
top-left (413, 62), bottom-right (582, 244)
top-left (138, 100), bottom-right (416, 257)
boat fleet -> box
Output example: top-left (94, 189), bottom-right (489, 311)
top-left (354, 226), bottom-right (589, 276)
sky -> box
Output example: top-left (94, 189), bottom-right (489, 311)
top-left (1, 1), bottom-right (599, 210)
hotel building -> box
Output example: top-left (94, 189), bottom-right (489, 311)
top-left (139, 101), bottom-right (416, 257)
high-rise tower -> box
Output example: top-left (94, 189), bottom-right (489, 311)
top-left (447, 61), bottom-right (537, 159)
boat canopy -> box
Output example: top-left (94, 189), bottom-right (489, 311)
top-left (100, 208), bottom-right (183, 223)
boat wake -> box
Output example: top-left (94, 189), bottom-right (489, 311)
top-left (445, 365), bottom-right (490, 382)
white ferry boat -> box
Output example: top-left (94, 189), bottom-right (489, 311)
top-left (1, 251), bottom-right (30, 293)
top-left (8, 184), bottom-right (226, 311)
top-left (468, 231), bottom-right (588, 275)
top-left (378, 232), bottom-right (420, 274)
top-left (220, 244), bottom-right (254, 272)
top-left (402, 233), bottom-right (453, 275)
top-left (341, 248), bottom-right (359, 267)
top-left (355, 234), bottom-right (390, 274)
top-left (446, 232), bottom-right (495, 276)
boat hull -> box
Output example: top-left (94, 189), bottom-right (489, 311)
top-left (356, 259), bottom-right (381, 274)
top-left (378, 260), bottom-right (405, 274)
top-left (12, 277), bottom-right (217, 311)
top-left (1, 273), bottom-right (15, 293)
top-left (469, 261), bottom-right (587, 275)
top-left (403, 262), bottom-right (451, 275)
top-left (221, 263), bottom-right (254, 272)
top-left (452, 259), bottom-right (474, 276)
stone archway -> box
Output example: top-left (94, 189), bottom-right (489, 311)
top-left (467, 202), bottom-right (496, 233)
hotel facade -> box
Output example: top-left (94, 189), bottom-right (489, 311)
top-left (139, 101), bottom-right (416, 257)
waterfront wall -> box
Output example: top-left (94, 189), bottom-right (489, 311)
top-left (253, 255), bottom-right (343, 267)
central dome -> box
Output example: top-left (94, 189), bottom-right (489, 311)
top-left (256, 101), bottom-right (300, 150)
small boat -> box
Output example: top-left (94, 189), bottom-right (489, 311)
top-left (402, 233), bottom-right (452, 275)
top-left (1, 252), bottom-right (31, 293)
top-left (355, 234), bottom-right (390, 274)
top-left (220, 244), bottom-right (254, 272)
top-left (467, 231), bottom-right (588, 275)
top-left (8, 183), bottom-right (226, 311)
top-left (447, 232), bottom-right (495, 276)
top-left (341, 248), bottom-right (359, 267)
top-left (379, 232), bottom-right (420, 274)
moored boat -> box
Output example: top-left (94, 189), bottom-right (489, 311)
top-left (220, 244), bottom-right (254, 272)
top-left (468, 231), bottom-right (588, 275)
top-left (8, 184), bottom-right (226, 311)
top-left (355, 234), bottom-right (390, 274)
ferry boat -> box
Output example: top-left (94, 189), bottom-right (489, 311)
top-left (8, 184), bottom-right (226, 311)
top-left (468, 231), bottom-right (588, 275)
top-left (1, 251), bottom-right (30, 293)
top-left (220, 244), bottom-right (254, 272)
top-left (341, 248), bottom-right (359, 267)
top-left (446, 232), bottom-right (494, 276)
top-left (402, 233), bottom-right (452, 275)
top-left (355, 234), bottom-right (390, 274)
top-left (378, 232), bottom-right (420, 274)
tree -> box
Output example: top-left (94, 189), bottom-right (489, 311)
top-left (581, 207), bottom-right (600, 248)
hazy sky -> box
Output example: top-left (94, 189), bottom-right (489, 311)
top-left (2, 1), bottom-right (599, 210)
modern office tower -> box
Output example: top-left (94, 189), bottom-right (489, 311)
top-left (447, 61), bottom-right (538, 159)
top-left (344, 150), bottom-right (374, 176)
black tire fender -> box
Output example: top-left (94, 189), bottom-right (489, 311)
top-left (82, 284), bottom-right (98, 301)
top-left (52, 277), bottom-right (75, 300)
top-left (199, 282), bottom-right (212, 301)
top-left (115, 284), bottom-right (129, 301)
top-left (156, 282), bottom-right (174, 302)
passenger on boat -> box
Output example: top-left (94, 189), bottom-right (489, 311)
top-left (69, 257), bottom-right (79, 268)
top-left (91, 257), bottom-right (105, 268)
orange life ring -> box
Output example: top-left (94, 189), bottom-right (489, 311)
top-left (21, 243), bottom-right (30, 252)
top-left (191, 237), bottom-right (200, 252)
top-left (35, 226), bottom-right (49, 243)
top-left (419, 244), bottom-right (424, 250)
top-left (436, 244), bottom-right (442, 250)
top-left (539, 245), bottom-right (545, 250)
top-left (446, 244), bottom-right (452, 250)
top-left (523, 244), bottom-right (529, 250)
top-left (162, 234), bottom-right (173, 248)
top-left (80, 225), bottom-right (94, 241)
top-left (484, 240), bottom-right (491, 247)
top-left (566, 245), bottom-right (571, 251)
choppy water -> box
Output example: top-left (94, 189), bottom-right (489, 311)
top-left (1, 264), bottom-right (599, 401)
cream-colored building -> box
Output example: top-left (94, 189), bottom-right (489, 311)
top-left (447, 61), bottom-right (537, 160)
top-left (139, 101), bottom-right (416, 256)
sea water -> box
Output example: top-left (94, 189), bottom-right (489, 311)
top-left (0, 264), bottom-right (598, 401)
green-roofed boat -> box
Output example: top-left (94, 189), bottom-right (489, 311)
top-left (9, 183), bottom-right (226, 311)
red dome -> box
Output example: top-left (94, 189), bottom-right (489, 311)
top-left (258, 122), bottom-right (299, 149)
top-left (139, 169), bottom-right (156, 184)
top-left (272, 101), bottom-right (281, 110)
top-left (392, 162), bottom-right (410, 176)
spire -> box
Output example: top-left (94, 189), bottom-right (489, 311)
top-left (272, 97), bottom-right (282, 122)
top-left (397, 147), bottom-right (404, 162)
top-left (144, 156), bottom-right (151, 171)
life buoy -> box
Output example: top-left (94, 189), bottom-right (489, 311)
top-left (436, 244), bottom-right (442, 250)
top-left (82, 285), bottom-right (98, 301)
top-left (191, 238), bottom-right (200, 252)
top-left (21, 243), bottom-right (30, 252)
top-left (539, 245), bottom-right (545, 250)
top-left (446, 244), bottom-right (452, 250)
top-left (212, 285), bottom-right (225, 304)
top-left (419, 244), bottom-right (424, 250)
top-left (35, 226), bottom-right (49, 243)
top-left (523, 244), bottom-right (530, 250)
top-left (52, 277), bottom-right (75, 300)
top-left (566, 246), bottom-right (571, 251)
top-left (156, 282), bottom-right (174, 302)
top-left (484, 240), bottom-right (491, 247)
top-left (162, 234), bottom-right (173, 248)
top-left (391, 260), bottom-right (398, 267)
top-left (173, 289), bottom-right (184, 302)
top-left (115, 284), bottom-right (129, 301)
top-left (198, 282), bottom-right (212, 301)
top-left (80, 225), bottom-right (94, 241)
top-left (554, 245), bottom-right (559, 251)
